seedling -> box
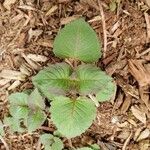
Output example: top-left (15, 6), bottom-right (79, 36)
top-left (4, 19), bottom-right (116, 143)
top-left (40, 133), bottom-right (64, 150)
top-left (4, 89), bottom-right (46, 133)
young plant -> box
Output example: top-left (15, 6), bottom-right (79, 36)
top-left (33, 19), bottom-right (116, 138)
top-left (5, 19), bottom-right (116, 141)
top-left (40, 133), bottom-right (64, 150)
top-left (4, 89), bottom-right (46, 133)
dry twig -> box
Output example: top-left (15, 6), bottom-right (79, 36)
top-left (144, 12), bottom-right (150, 42)
top-left (98, 0), bottom-right (107, 58)
top-left (122, 132), bottom-right (133, 150)
top-left (128, 59), bottom-right (150, 87)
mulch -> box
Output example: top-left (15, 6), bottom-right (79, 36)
top-left (0, 0), bottom-right (150, 149)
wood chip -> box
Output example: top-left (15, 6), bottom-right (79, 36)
top-left (37, 39), bottom-right (53, 48)
top-left (139, 86), bottom-right (150, 111)
top-left (3, 0), bottom-right (17, 10)
top-left (127, 119), bottom-right (137, 127)
top-left (144, 12), bottom-right (150, 41)
top-left (128, 59), bottom-right (150, 87)
top-left (118, 130), bottom-right (130, 140)
top-left (45, 5), bottom-right (58, 16)
top-left (11, 13), bottom-right (24, 23)
top-left (136, 129), bottom-right (150, 142)
top-left (28, 28), bottom-right (43, 42)
top-left (134, 128), bottom-right (142, 141)
top-left (121, 95), bottom-right (132, 114)
top-left (106, 59), bottom-right (127, 75)
top-left (110, 21), bottom-right (120, 34)
top-left (145, 0), bottom-right (150, 8)
top-left (8, 80), bottom-right (21, 90)
top-left (19, 64), bottom-right (32, 76)
top-left (60, 16), bottom-right (80, 25)
top-left (0, 79), bottom-right (11, 87)
top-left (0, 70), bottom-right (26, 81)
top-left (88, 16), bottom-right (101, 23)
top-left (18, 5), bottom-right (36, 11)
top-left (58, 0), bottom-right (70, 3)
top-left (116, 75), bottom-right (139, 99)
top-left (27, 54), bottom-right (48, 62)
top-left (131, 106), bottom-right (146, 124)
top-left (22, 53), bottom-right (41, 70)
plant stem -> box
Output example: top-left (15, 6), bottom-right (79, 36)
top-left (88, 94), bottom-right (100, 107)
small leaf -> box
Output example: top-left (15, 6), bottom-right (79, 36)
top-left (53, 19), bottom-right (101, 62)
top-left (51, 137), bottom-right (64, 150)
top-left (27, 110), bottom-right (46, 132)
top-left (76, 64), bottom-right (108, 94)
top-left (9, 105), bottom-right (29, 119)
top-left (50, 96), bottom-right (96, 138)
top-left (32, 63), bottom-right (71, 100)
top-left (96, 80), bottom-right (116, 102)
top-left (40, 134), bottom-right (54, 149)
top-left (4, 117), bottom-right (25, 133)
top-left (76, 64), bottom-right (116, 102)
top-left (90, 144), bottom-right (100, 150)
top-left (9, 92), bottom-right (28, 106)
top-left (40, 134), bottom-right (64, 150)
top-left (28, 88), bottom-right (45, 110)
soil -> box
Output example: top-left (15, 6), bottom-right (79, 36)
top-left (0, 0), bottom-right (150, 150)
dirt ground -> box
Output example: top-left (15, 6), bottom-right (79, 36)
top-left (0, 0), bottom-right (150, 150)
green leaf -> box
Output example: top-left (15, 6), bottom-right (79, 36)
top-left (53, 19), bottom-right (101, 62)
top-left (96, 80), bottom-right (116, 102)
top-left (77, 148), bottom-right (93, 150)
top-left (40, 134), bottom-right (64, 150)
top-left (32, 63), bottom-right (71, 100)
top-left (4, 117), bottom-right (25, 133)
top-left (50, 96), bottom-right (96, 138)
top-left (76, 65), bottom-right (116, 102)
top-left (28, 88), bottom-right (45, 110)
top-left (27, 110), bottom-right (46, 132)
top-left (51, 137), bottom-right (64, 150)
top-left (90, 144), bottom-right (100, 150)
top-left (76, 64), bottom-right (106, 94)
top-left (9, 92), bottom-right (28, 106)
top-left (9, 105), bottom-right (29, 119)
top-left (40, 134), bottom-right (53, 150)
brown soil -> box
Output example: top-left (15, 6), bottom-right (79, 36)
top-left (0, 0), bottom-right (150, 150)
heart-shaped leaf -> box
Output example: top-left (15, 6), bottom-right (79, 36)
top-left (9, 105), bottom-right (29, 119)
top-left (28, 88), bottom-right (45, 110)
top-left (4, 117), bottom-right (25, 133)
top-left (32, 63), bottom-right (71, 100)
top-left (76, 64), bottom-right (116, 102)
top-left (96, 80), bottom-right (116, 102)
top-left (50, 96), bottom-right (96, 138)
top-left (8, 92), bottom-right (30, 120)
top-left (27, 109), bottom-right (46, 133)
top-left (51, 137), bottom-right (64, 150)
top-left (9, 92), bottom-right (28, 106)
top-left (53, 19), bottom-right (101, 62)
top-left (40, 134), bottom-right (64, 150)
